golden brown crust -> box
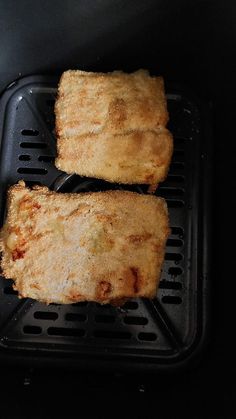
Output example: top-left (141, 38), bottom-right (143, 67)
top-left (0, 181), bottom-right (170, 304)
top-left (55, 69), bottom-right (173, 185)
top-left (55, 128), bottom-right (173, 185)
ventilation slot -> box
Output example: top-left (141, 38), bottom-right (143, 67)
top-left (166, 175), bottom-right (185, 184)
top-left (173, 150), bottom-right (185, 162)
top-left (96, 303), bottom-right (111, 309)
top-left (4, 286), bottom-right (18, 295)
top-left (138, 332), bottom-right (157, 341)
top-left (168, 267), bottom-right (183, 276)
top-left (159, 280), bottom-right (182, 290)
top-left (167, 239), bottom-right (183, 247)
top-left (20, 142), bottom-right (47, 149)
top-left (124, 316), bottom-right (148, 325)
top-left (17, 167), bottom-right (47, 175)
top-left (166, 200), bottom-right (184, 208)
top-left (174, 138), bottom-right (185, 148)
top-left (162, 296), bottom-right (182, 305)
top-left (21, 129), bottom-right (39, 136)
top-left (165, 253), bottom-right (183, 262)
top-left (73, 302), bottom-right (88, 307)
top-left (94, 315), bottom-right (115, 323)
top-left (19, 155), bottom-right (31, 161)
top-left (159, 187), bottom-right (184, 197)
top-left (47, 327), bottom-right (85, 337)
top-left (24, 180), bottom-right (42, 187)
top-left (93, 330), bottom-right (131, 339)
top-left (123, 301), bottom-right (139, 310)
top-left (65, 313), bottom-right (87, 322)
top-left (23, 326), bottom-right (42, 334)
top-left (34, 311), bottom-right (58, 320)
top-left (170, 162), bottom-right (185, 173)
top-left (171, 227), bottom-right (184, 237)
top-left (38, 156), bottom-right (54, 162)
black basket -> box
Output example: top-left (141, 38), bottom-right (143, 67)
top-left (0, 76), bottom-right (211, 371)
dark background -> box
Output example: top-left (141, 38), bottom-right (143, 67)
top-left (0, 0), bottom-right (235, 417)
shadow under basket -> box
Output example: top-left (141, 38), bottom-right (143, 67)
top-left (0, 76), bottom-right (211, 371)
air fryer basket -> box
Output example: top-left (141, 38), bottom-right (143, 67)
top-left (0, 76), bottom-right (210, 371)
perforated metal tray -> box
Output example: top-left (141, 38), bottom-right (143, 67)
top-left (0, 76), bottom-right (210, 371)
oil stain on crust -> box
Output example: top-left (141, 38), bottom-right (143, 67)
top-left (98, 281), bottom-right (112, 299)
top-left (130, 267), bottom-right (141, 293)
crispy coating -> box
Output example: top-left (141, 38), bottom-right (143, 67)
top-left (55, 69), bottom-right (173, 185)
top-left (56, 128), bottom-right (173, 185)
top-left (0, 181), bottom-right (170, 304)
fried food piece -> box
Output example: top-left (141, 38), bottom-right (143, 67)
top-left (0, 181), bottom-right (170, 304)
top-left (56, 128), bottom-right (173, 185)
top-left (55, 69), bottom-right (173, 185)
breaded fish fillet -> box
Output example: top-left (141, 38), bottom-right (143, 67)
top-left (55, 69), bottom-right (173, 185)
top-left (0, 181), bottom-right (170, 304)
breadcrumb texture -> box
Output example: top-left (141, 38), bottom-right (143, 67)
top-left (0, 181), bottom-right (170, 304)
top-left (55, 69), bottom-right (173, 185)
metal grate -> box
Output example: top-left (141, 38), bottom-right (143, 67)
top-left (0, 76), bottom-right (209, 370)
